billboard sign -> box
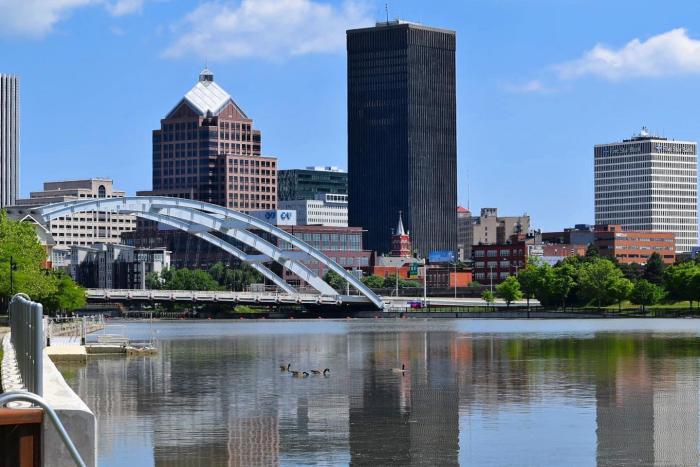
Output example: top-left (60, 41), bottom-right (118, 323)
top-left (428, 250), bottom-right (455, 263)
top-left (250, 210), bottom-right (297, 226)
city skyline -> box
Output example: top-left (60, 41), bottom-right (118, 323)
top-left (4, 1), bottom-right (700, 231)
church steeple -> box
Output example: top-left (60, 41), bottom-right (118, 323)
top-left (396, 210), bottom-right (406, 236)
top-left (391, 211), bottom-right (411, 257)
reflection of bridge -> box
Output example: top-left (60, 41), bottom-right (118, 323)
top-left (31, 196), bottom-right (385, 309)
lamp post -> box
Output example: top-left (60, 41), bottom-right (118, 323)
top-left (395, 265), bottom-right (399, 297)
top-left (453, 260), bottom-right (457, 299)
top-left (423, 262), bottom-right (427, 307)
top-left (489, 263), bottom-right (494, 293)
top-left (9, 256), bottom-right (17, 296)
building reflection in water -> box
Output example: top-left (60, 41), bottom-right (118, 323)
top-left (58, 322), bottom-right (700, 466)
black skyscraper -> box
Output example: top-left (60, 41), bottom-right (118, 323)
top-left (347, 21), bottom-right (457, 257)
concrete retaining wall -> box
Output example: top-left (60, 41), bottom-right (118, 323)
top-left (42, 351), bottom-right (96, 467)
top-left (1, 333), bottom-right (96, 466)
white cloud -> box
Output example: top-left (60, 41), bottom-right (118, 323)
top-left (163, 0), bottom-right (373, 60)
top-left (556, 28), bottom-right (700, 80)
top-left (502, 79), bottom-right (558, 94)
top-left (0, 0), bottom-right (96, 37)
top-left (105, 0), bottom-right (144, 16)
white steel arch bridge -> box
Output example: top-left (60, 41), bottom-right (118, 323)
top-left (32, 196), bottom-right (385, 309)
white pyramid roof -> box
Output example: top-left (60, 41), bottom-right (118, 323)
top-left (166, 69), bottom-right (248, 118)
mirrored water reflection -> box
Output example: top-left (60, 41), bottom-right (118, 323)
top-left (59, 319), bottom-right (700, 466)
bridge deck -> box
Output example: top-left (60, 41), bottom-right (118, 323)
top-left (86, 289), bottom-right (538, 309)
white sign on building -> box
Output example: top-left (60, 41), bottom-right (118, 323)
top-left (250, 209), bottom-right (297, 226)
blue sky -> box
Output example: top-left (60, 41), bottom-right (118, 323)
top-left (2, 0), bottom-right (700, 231)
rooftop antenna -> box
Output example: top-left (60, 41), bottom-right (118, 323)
top-left (385, 3), bottom-right (389, 23)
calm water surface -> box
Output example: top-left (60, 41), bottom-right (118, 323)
top-left (59, 319), bottom-right (700, 466)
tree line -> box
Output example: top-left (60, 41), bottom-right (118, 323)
top-left (146, 261), bottom-right (264, 291)
top-left (323, 270), bottom-right (420, 291)
top-left (490, 245), bottom-right (696, 311)
top-left (0, 211), bottom-right (86, 313)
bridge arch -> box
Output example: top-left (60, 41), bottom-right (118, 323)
top-left (33, 196), bottom-right (384, 309)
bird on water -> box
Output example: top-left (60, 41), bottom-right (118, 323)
top-left (392, 364), bottom-right (406, 374)
top-left (310, 368), bottom-right (330, 375)
top-left (290, 370), bottom-right (309, 378)
top-left (279, 363), bottom-right (291, 371)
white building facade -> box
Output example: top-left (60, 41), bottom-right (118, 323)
top-left (595, 128), bottom-right (698, 253)
top-left (279, 193), bottom-right (348, 226)
top-left (6, 178), bottom-right (136, 267)
top-left (0, 74), bottom-right (19, 208)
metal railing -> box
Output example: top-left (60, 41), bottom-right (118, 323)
top-left (8, 294), bottom-right (44, 396)
top-left (0, 391), bottom-right (86, 467)
top-left (46, 315), bottom-right (105, 346)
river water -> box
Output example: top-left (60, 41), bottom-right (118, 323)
top-left (59, 319), bottom-right (700, 466)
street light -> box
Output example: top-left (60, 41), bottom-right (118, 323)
top-left (489, 264), bottom-right (494, 293)
top-left (9, 256), bottom-right (17, 296)
top-left (453, 260), bottom-right (457, 299)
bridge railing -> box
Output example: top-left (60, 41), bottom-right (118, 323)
top-left (5, 294), bottom-right (44, 396)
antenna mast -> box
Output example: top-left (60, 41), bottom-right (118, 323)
top-left (385, 3), bottom-right (389, 23)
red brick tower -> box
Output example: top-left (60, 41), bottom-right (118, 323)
top-left (391, 211), bottom-right (411, 257)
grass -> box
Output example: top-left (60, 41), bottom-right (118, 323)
top-left (605, 300), bottom-right (699, 310)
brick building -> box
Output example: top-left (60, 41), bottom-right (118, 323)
top-left (276, 225), bottom-right (372, 287)
top-left (593, 224), bottom-right (675, 265)
top-left (149, 67), bottom-right (277, 211)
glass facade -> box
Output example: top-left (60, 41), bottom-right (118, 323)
top-left (347, 22), bottom-right (457, 257)
top-left (278, 168), bottom-right (347, 201)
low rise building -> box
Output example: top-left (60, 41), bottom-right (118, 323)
top-left (71, 243), bottom-right (170, 289)
top-left (278, 193), bottom-right (348, 226)
top-left (278, 166), bottom-right (347, 201)
top-left (6, 178), bottom-right (136, 268)
top-left (472, 234), bottom-right (583, 284)
top-left (460, 207), bottom-right (530, 260)
top-left (542, 225), bottom-right (595, 246)
top-left (276, 225), bottom-right (372, 287)
top-left (593, 224), bottom-right (675, 265)
top-left (456, 206), bottom-right (472, 261)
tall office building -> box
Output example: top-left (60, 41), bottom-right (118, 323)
top-left (347, 20), bottom-right (457, 257)
top-left (149, 68), bottom-right (277, 211)
top-left (594, 128), bottom-right (698, 253)
top-left (0, 74), bottom-right (19, 208)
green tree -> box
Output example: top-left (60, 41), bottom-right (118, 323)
top-left (517, 263), bottom-right (542, 310)
top-left (0, 211), bottom-right (56, 306)
top-left (584, 243), bottom-right (600, 260)
top-left (496, 276), bottom-right (522, 307)
top-left (40, 272), bottom-right (86, 313)
top-left (663, 262), bottom-right (700, 308)
top-left (323, 269), bottom-right (348, 291)
top-left (155, 268), bottom-right (221, 291)
top-left (145, 271), bottom-right (162, 290)
top-left (481, 290), bottom-right (495, 308)
top-left (630, 279), bottom-right (665, 312)
top-left (609, 277), bottom-right (634, 313)
top-left (361, 275), bottom-right (385, 289)
top-left (539, 264), bottom-right (575, 309)
top-left (208, 262), bottom-right (263, 291)
top-left (618, 262), bottom-right (643, 282)
top-left (578, 258), bottom-right (625, 310)
top-left (643, 252), bottom-right (666, 284)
